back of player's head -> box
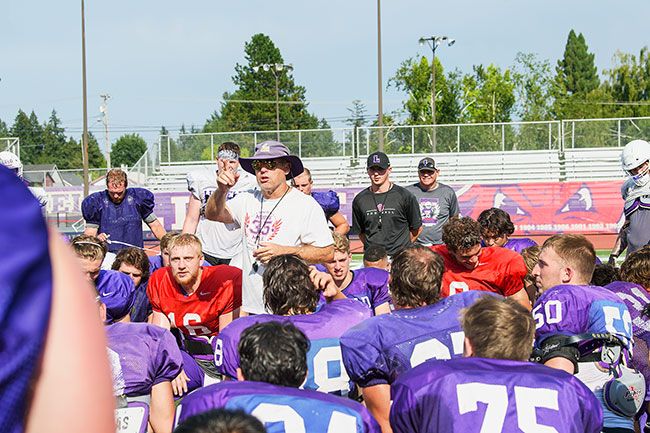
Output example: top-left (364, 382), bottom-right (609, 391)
top-left (462, 296), bottom-right (535, 361)
top-left (542, 234), bottom-right (596, 281)
top-left (160, 231), bottom-right (180, 252)
top-left (238, 321), bottom-right (309, 388)
top-left (174, 408), bottom-right (265, 433)
top-left (106, 168), bottom-right (128, 187)
top-left (217, 142), bottom-right (241, 156)
top-left (390, 245), bottom-right (444, 308)
top-left (591, 264), bottom-right (621, 287)
top-left (442, 217), bottom-right (482, 253)
top-left (621, 247), bottom-right (650, 289)
top-left (477, 207), bottom-right (515, 237)
top-left (263, 254), bottom-right (318, 315)
top-left (332, 232), bottom-right (350, 255)
top-left (111, 247), bottom-right (150, 282)
top-left (363, 244), bottom-right (387, 263)
top-left (71, 234), bottom-right (107, 262)
top-left (168, 233), bottom-right (203, 256)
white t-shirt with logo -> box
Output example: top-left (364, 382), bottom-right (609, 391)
top-left (187, 166), bottom-right (257, 259)
top-left (227, 187), bottom-right (333, 314)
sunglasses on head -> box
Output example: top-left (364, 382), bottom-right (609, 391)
top-left (252, 159), bottom-right (280, 172)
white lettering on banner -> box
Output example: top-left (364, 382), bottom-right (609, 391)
top-left (170, 195), bottom-right (188, 230)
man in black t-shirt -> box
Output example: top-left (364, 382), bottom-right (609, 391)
top-left (352, 152), bottom-right (422, 257)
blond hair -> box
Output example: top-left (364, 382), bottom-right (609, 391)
top-left (542, 234), bottom-right (596, 281)
top-left (71, 234), bottom-right (107, 262)
top-left (332, 232), bottom-right (350, 255)
top-left (167, 233), bottom-right (202, 256)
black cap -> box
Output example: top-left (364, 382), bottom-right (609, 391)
top-left (418, 157), bottom-right (437, 172)
top-left (367, 152), bottom-right (390, 170)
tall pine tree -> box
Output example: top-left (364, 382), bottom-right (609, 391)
top-left (556, 30), bottom-right (599, 95)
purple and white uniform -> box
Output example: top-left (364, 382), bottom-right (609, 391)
top-left (312, 190), bottom-right (340, 219)
top-left (606, 281), bottom-right (650, 399)
top-left (106, 322), bottom-right (182, 397)
top-left (503, 237), bottom-right (537, 254)
top-left (215, 299), bottom-right (371, 396)
top-left (82, 187), bottom-right (156, 253)
top-left (341, 291), bottom-right (492, 387)
top-left (390, 357), bottom-right (603, 433)
top-left (0, 166), bottom-right (52, 433)
top-left (342, 267), bottom-right (391, 312)
top-left (177, 381), bottom-right (381, 433)
top-left (534, 284), bottom-right (634, 430)
top-left (96, 270), bottom-right (136, 323)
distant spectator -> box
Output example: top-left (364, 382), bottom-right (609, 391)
top-left (363, 244), bottom-right (390, 271)
top-left (293, 168), bottom-right (350, 235)
top-left (477, 207), bottom-right (537, 254)
top-left (591, 263), bottom-right (621, 287)
top-left (82, 168), bottom-right (166, 253)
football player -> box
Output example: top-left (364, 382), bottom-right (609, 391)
top-left (390, 296), bottom-right (602, 433)
top-left (292, 168), bottom-right (350, 235)
top-left (477, 207), bottom-right (537, 253)
top-left (431, 216), bottom-right (529, 309)
top-left (147, 234), bottom-right (241, 395)
top-left (533, 234), bottom-right (638, 433)
top-left (340, 245), bottom-right (489, 433)
top-left (177, 321), bottom-right (380, 433)
top-left (322, 232), bottom-right (391, 315)
top-left (214, 254), bottom-right (371, 397)
top-left (0, 150), bottom-right (47, 208)
top-left (112, 247), bottom-right (152, 322)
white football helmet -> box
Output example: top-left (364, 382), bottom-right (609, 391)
top-left (0, 151), bottom-right (22, 177)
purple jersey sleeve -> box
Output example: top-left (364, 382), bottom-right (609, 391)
top-left (533, 284), bottom-right (633, 349)
top-left (106, 322), bottom-right (182, 396)
top-left (178, 381), bottom-right (381, 433)
top-left (504, 237), bottom-right (537, 254)
top-left (390, 357), bottom-right (603, 433)
top-left (81, 191), bottom-right (102, 226)
top-left (133, 187), bottom-right (156, 222)
top-left (341, 291), bottom-right (492, 387)
top-left (345, 267), bottom-right (391, 312)
top-left (97, 270), bottom-right (137, 323)
top-left (148, 255), bottom-right (163, 275)
top-left (0, 166), bottom-right (53, 433)
top-left (311, 190), bottom-right (340, 219)
top-left (130, 281), bottom-right (152, 323)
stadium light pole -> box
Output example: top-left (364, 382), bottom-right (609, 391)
top-left (81, 0), bottom-right (90, 197)
top-left (252, 63), bottom-right (293, 141)
top-left (419, 35), bottom-right (455, 153)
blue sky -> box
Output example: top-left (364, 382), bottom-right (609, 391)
top-left (1, 1), bottom-right (648, 147)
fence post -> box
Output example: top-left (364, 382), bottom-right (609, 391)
top-left (298, 131), bottom-right (302, 158)
top-left (457, 125), bottom-right (460, 153)
top-left (501, 124), bottom-right (505, 151)
top-left (571, 121), bottom-right (575, 148)
top-left (618, 119), bottom-right (622, 147)
top-left (366, 130), bottom-right (370, 155)
top-left (548, 122), bottom-right (552, 150)
top-left (210, 135), bottom-right (214, 161)
top-left (411, 127), bottom-right (415, 154)
top-left (167, 136), bottom-right (171, 163)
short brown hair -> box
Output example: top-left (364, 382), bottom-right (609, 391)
top-left (71, 234), bottom-right (107, 261)
top-left (112, 247), bottom-right (150, 283)
top-left (332, 232), bottom-right (350, 255)
top-left (106, 168), bottom-right (128, 187)
top-left (442, 217), bottom-right (482, 253)
top-left (218, 142), bottom-right (241, 155)
top-left (263, 254), bottom-right (318, 315)
top-left (621, 247), bottom-right (650, 289)
top-left (462, 296), bottom-right (535, 361)
top-left (477, 208), bottom-right (515, 237)
top-left (542, 234), bottom-right (596, 281)
top-left (168, 233), bottom-right (203, 256)
top-left (160, 231), bottom-right (180, 252)
top-left (390, 245), bottom-right (444, 308)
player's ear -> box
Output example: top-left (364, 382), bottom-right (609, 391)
top-left (463, 337), bottom-right (474, 358)
top-left (562, 266), bottom-right (574, 284)
top-left (236, 368), bottom-right (245, 382)
top-left (99, 302), bottom-right (107, 323)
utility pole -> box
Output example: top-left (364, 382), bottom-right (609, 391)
top-left (81, 0), bottom-right (90, 197)
top-left (100, 94), bottom-right (111, 168)
top-left (376, 0), bottom-right (384, 152)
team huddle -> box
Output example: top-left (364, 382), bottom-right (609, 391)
top-left (3, 139), bottom-right (650, 433)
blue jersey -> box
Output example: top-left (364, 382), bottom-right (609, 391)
top-left (82, 187), bottom-right (156, 253)
top-left (215, 299), bottom-right (371, 396)
top-left (0, 166), bottom-right (53, 433)
top-left (341, 291), bottom-right (493, 387)
top-left (177, 381), bottom-right (380, 433)
top-left (390, 357), bottom-right (602, 433)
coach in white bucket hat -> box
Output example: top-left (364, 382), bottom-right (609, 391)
top-left (205, 140), bottom-right (334, 315)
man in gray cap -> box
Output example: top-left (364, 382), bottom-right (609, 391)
top-left (406, 157), bottom-right (459, 246)
top-left (205, 140), bottom-right (334, 315)
top-left (352, 151), bottom-right (422, 257)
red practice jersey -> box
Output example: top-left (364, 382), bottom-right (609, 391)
top-left (431, 245), bottom-right (526, 298)
top-left (148, 265), bottom-right (242, 337)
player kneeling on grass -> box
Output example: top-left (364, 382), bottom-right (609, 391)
top-left (215, 254), bottom-right (371, 397)
top-left (97, 280), bottom-right (183, 433)
top-left (390, 296), bottom-right (603, 433)
top-left (177, 321), bottom-right (380, 433)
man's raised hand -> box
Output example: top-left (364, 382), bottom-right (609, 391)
top-left (216, 159), bottom-right (239, 191)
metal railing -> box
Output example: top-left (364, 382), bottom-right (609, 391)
top-left (1, 137), bottom-right (19, 156)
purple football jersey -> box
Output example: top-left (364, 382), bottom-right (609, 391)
top-left (131, 281), bottom-right (152, 323)
top-left (177, 381), bottom-right (381, 433)
top-left (215, 299), bottom-right (371, 396)
top-left (390, 357), bottom-right (603, 433)
top-left (149, 255), bottom-right (163, 275)
top-left (106, 322), bottom-right (182, 397)
top-left (82, 187), bottom-right (155, 253)
top-left (605, 281), bottom-right (650, 399)
top-left (0, 166), bottom-right (52, 433)
top-left (503, 237), bottom-right (537, 254)
top-left (343, 267), bottom-right (391, 312)
top-left (341, 291), bottom-right (493, 387)
top-left (96, 270), bottom-right (137, 323)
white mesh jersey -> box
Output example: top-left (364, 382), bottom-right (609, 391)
top-left (186, 166), bottom-right (257, 259)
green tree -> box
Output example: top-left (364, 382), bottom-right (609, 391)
top-left (556, 30), bottom-right (599, 96)
top-left (512, 52), bottom-right (554, 121)
top-left (111, 133), bottom-right (148, 167)
top-left (0, 119), bottom-right (8, 138)
top-left (10, 110), bottom-right (44, 164)
top-left (605, 47), bottom-right (650, 118)
top-left (218, 33), bottom-right (321, 132)
top-left (40, 110), bottom-right (71, 167)
top-left (461, 64), bottom-right (516, 123)
top-left (87, 132), bottom-right (107, 168)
